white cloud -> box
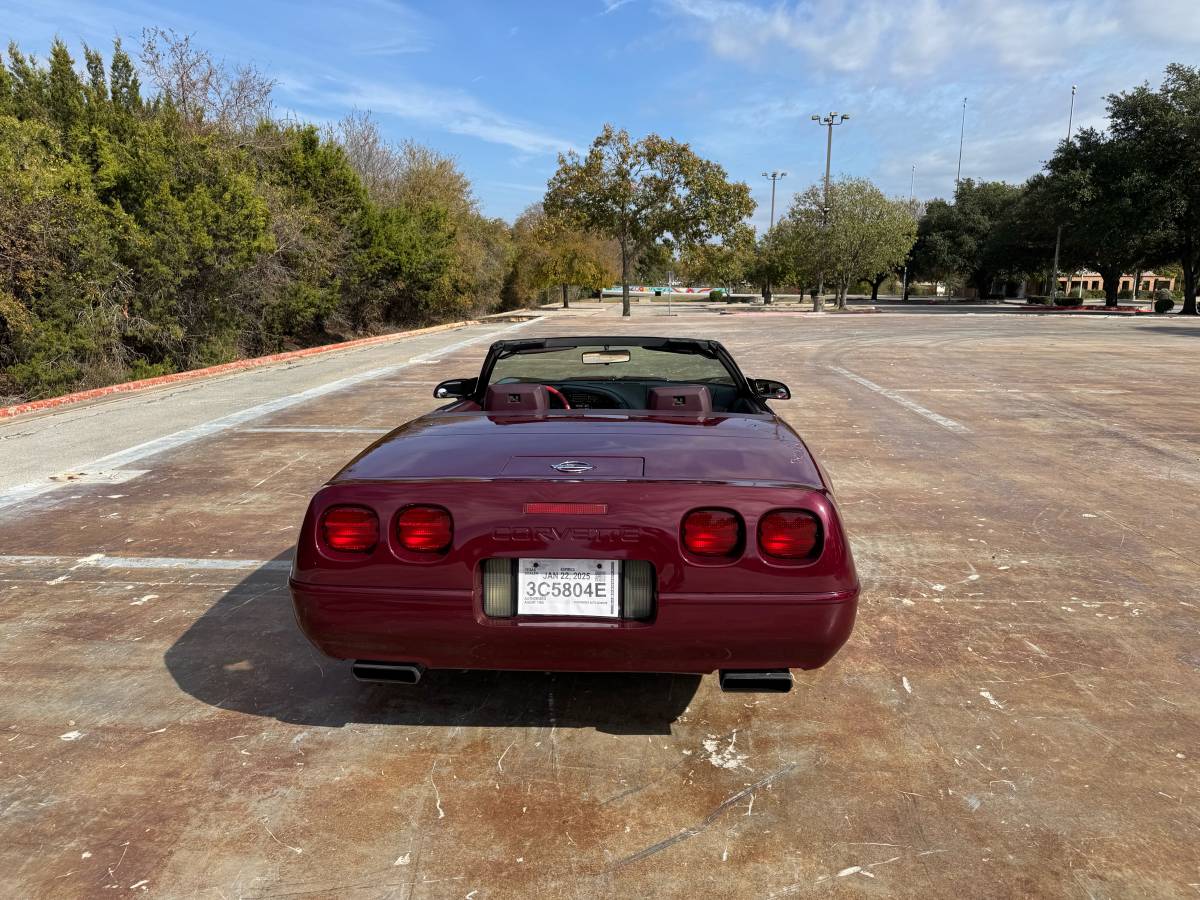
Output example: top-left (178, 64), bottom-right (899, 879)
top-left (660, 0), bottom-right (1195, 77)
top-left (294, 76), bottom-right (575, 156)
top-left (657, 0), bottom-right (1200, 202)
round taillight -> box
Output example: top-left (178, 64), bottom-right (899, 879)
top-left (397, 505), bottom-right (453, 552)
top-left (682, 509), bottom-right (742, 557)
top-left (320, 505), bottom-right (379, 553)
top-left (758, 509), bottom-right (822, 559)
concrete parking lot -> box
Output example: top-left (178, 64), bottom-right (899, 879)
top-left (1, 307), bottom-right (1198, 898)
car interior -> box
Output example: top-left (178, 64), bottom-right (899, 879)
top-left (483, 379), bottom-right (760, 413)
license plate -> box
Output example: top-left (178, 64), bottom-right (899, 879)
top-left (517, 558), bottom-right (620, 618)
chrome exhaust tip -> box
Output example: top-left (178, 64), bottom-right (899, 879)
top-left (352, 661), bottom-right (424, 685)
top-left (718, 669), bottom-right (793, 693)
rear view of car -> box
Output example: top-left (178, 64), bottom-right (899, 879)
top-left (289, 337), bottom-right (859, 692)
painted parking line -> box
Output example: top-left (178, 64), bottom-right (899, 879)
top-left (0, 320), bottom-right (534, 512)
top-left (828, 365), bottom-right (972, 434)
top-left (0, 553), bottom-right (291, 571)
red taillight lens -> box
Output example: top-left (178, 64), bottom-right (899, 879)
top-left (682, 509), bottom-right (742, 556)
top-left (320, 505), bottom-right (379, 553)
top-left (396, 505), bottom-right (453, 552)
top-left (758, 509), bottom-right (822, 559)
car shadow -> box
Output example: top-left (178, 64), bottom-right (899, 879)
top-left (163, 553), bottom-right (699, 735)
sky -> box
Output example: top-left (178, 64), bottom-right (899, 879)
top-left (5, 0), bottom-right (1200, 229)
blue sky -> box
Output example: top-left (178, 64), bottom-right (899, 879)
top-left (5, 0), bottom-right (1200, 227)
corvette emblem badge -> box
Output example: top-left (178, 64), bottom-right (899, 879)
top-left (551, 460), bottom-right (595, 474)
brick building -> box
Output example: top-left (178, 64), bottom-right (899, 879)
top-left (1057, 270), bottom-right (1176, 294)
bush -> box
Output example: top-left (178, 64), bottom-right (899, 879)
top-left (0, 38), bottom-right (512, 403)
top-left (1154, 289), bottom-right (1175, 313)
top-left (709, 288), bottom-right (724, 301)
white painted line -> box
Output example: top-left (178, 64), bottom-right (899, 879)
top-left (0, 554), bottom-right (291, 571)
top-left (828, 365), bottom-right (971, 434)
top-left (0, 319), bottom-right (536, 512)
top-left (240, 426), bottom-right (390, 434)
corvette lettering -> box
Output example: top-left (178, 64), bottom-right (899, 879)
top-left (493, 526), bottom-right (641, 543)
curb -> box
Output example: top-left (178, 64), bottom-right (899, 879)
top-left (718, 308), bottom-right (881, 316)
top-left (1011, 306), bottom-right (1152, 316)
top-left (0, 319), bottom-right (479, 420)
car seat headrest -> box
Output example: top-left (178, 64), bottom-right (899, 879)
top-left (646, 385), bottom-right (712, 414)
top-left (483, 383), bottom-right (550, 413)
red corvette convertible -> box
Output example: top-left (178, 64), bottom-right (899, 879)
top-left (289, 336), bottom-right (859, 693)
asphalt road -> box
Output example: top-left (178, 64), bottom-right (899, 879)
top-left (1, 305), bottom-right (1198, 897)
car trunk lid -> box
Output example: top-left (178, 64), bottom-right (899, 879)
top-left (334, 411), bottom-right (825, 488)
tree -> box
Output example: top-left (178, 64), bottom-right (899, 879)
top-left (108, 39), bottom-right (141, 114)
top-left (507, 204), bottom-right (616, 308)
top-left (909, 179), bottom-right (1023, 298)
top-left (138, 28), bottom-right (275, 135)
top-left (1046, 128), bottom-right (1169, 306)
top-left (978, 175), bottom-right (1057, 294)
top-left (330, 111), bottom-right (511, 314)
top-left (1107, 64), bottom-right (1200, 315)
top-left (780, 179), bottom-right (916, 310)
top-left (539, 223), bottom-right (616, 308)
top-left (746, 227), bottom-right (802, 299)
top-left (330, 110), bottom-right (404, 206)
top-left (46, 40), bottom-right (84, 140)
top-left (678, 224), bottom-right (756, 293)
top-left (544, 124), bottom-right (754, 316)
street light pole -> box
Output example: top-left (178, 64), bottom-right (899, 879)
top-left (762, 170), bottom-right (787, 229)
top-left (811, 112), bottom-right (849, 312)
top-left (901, 164), bottom-right (915, 302)
top-left (1048, 84), bottom-right (1077, 303)
top-left (760, 170), bottom-right (787, 305)
top-left (955, 97), bottom-right (967, 188)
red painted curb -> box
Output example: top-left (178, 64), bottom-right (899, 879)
top-left (0, 319), bottom-right (479, 420)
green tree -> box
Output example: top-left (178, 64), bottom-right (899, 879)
top-left (507, 204), bottom-right (616, 308)
top-left (910, 179), bottom-right (1023, 298)
top-left (46, 39), bottom-right (85, 140)
top-left (1046, 127), bottom-right (1170, 306)
top-left (781, 179), bottom-right (916, 310)
top-left (544, 124), bottom-right (754, 316)
top-left (678, 224), bottom-right (756, 293)
top-left (108, 39), bottom-right (141, 114)
top-left (977, 176), bottom-right (1057, 295)
top-left (1107, 64), bottom-right (1200, 315)
top-left (537, 221), bottom-right (616, 309)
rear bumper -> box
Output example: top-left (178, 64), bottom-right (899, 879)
top-left (289, 581), bottom-right (858, 674)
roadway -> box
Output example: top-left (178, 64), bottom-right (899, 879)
top-left (1, 305), bottom-right (1198, 897)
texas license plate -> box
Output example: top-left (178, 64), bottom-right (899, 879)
top-left (517, 558), bottom-right (620, 618)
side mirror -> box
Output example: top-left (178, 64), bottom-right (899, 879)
top-left (752, 378), bottom-right (791, 401)
top-left (433, 377), bottom-right (477, 400)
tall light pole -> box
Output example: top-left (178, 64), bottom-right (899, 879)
top-left (811, 112), bottom-right (849, 311)
top-left (1048, 84), bottom-right (1077, 302)
top-left (955, 97), bottom-right (967, 188)
top-left (901, 164), bottom-right (916, 302)
top-left (762, 170), bottom-right (787, 229)
top-left (761, 171), bottom-right (787, 305)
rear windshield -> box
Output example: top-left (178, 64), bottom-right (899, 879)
top-left (489, 345), bottom-right (735, 385)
